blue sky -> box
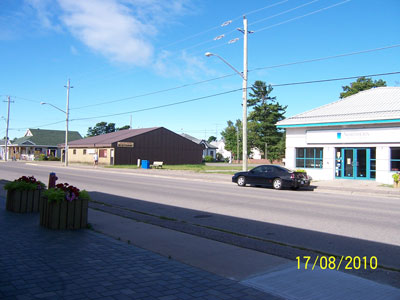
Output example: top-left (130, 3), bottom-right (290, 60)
top-left (1, 0), bottom-right (399, 140)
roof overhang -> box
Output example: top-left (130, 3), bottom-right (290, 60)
top-left (277, 118), bottom-right (400, 128)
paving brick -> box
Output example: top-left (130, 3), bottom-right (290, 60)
top-left (0, 198), bottom-right (272, 300)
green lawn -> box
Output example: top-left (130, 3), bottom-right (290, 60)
top-left (105, 163), bottom-right (240, 173)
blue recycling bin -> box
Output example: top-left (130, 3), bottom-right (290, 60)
top-left (141, 160), bottom-right (150, 169)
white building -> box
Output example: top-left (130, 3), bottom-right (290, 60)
top-left (277, 87), bottom-right (400, 184)
top-left (181, 133), bottom-right (218, 160)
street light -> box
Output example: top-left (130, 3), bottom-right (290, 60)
top-left (41, 79), bottom-right (72, 167)
top-left (205, 16), bottom-right (249, 171)
top-left (40, 101), bottom-right (69, 167)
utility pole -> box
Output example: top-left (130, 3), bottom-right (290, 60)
top-left (64, 79), bottom-right (73, 167)
top-left (242, 16), bottom-right (248, 171)
top-left (236, 125), bottom-right (239, 163)
top-left (4, 96), bottom-right (13, 161)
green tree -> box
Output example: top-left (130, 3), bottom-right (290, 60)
top-left (247, 81), bottom-right (286, 161)
top-left (221, 120), bottom-right (242, 160)
top-left (87, 122), bottom-right (131, 137)
top-left (340, 77), bottom-right (386, 98)
top-left (117, 125), bottom-right (131, 131)
top-left (207, 136), bottom-right (217, 143)
top-left (87, 122), bottom-right (116, 137)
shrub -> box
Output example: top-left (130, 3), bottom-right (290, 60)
top-left (216, 153), bottom-right (223, 161)
top-left (37, 154), bottom-right (48, 161)
top-left (204, 155), bottom-right (214, 162)
top-left (393, 173), bottom-right (399, 183)
top-left (48, 155), bottom-right (60, 161)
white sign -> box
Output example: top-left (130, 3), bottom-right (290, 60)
top-left (306, 127), bottom-right (400, 144)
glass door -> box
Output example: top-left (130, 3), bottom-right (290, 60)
top-left (344, 149), bottom-right (354, 178)
top-left (335, 148), bottom-right (373, 180)
top-left (356, 149), bottom-right (367, 178)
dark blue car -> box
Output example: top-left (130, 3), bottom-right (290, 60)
top-left (232, 165), bottom-right (311, 190)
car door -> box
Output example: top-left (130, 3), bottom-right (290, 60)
top-left (263, 166), bottom-right (276, 186)
top-left (246, 166), bottom-right (265, 185)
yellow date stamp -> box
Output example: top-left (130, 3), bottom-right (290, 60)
top-left (296, 256), bottom-right (378, 270)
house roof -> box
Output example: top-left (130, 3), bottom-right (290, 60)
top-left (181, 133), bottom-right (201, 144)
top-left (67, 127), bottom-right (161, 147)
top-left (12, 129), bottom-right (82, 146)
top-left (0, 139), bottom-right (10, 146)
top-left (181, 133), bottom-right (217, 149)
top-left (277, 87), bottom-right (400, 127)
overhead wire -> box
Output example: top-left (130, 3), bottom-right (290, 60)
top-left (68, 43), bottom-right (400, 110)
top-left (160, 0), bottom-right (289, 50)
top-left (69, 71), bottom-right (400, 123)
top-left (180, 0), bottom-right (290, 52)
top-left (200, 0), bottom-right (351, 54)
top-left (254, 0), bottom-right (351, 33)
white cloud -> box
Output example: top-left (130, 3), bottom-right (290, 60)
top-left (154, 50), bottom-right (217, 79)
top-left (25, 0), bottom-right (62, 31)
top-left (57, 0), bottom-right (154, 65)
top-left (22, 0), bottom-right (197, 69)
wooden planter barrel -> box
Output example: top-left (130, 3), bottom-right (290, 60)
top-left (40, 198), bottom-right (88, 230)
top-left (6, 189), bottom-right (42, 213)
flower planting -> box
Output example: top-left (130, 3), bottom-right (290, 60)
top-left (40, 182), bottom-right (90, 230)
top-left (4, 176), bottom-right (45, 213)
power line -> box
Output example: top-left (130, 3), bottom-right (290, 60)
top-left (70, 88), bottom-right (242, 121)
top-left (254, 0), bottom-right (351, 33)
top-left (70, 71), bottom-right (400, 122)
top-left (251, 44), bottom-right (400, 72)
top-left (200, 0), bottom-right (350, 55)
top-left (10, 96), bottom-right (42, 104)
top-left (271, 71), bottom-right (400, 87)
top-left (160, 0), bottom-right (289, 50)
top-left (180, 0), bottom-right (290, 53)
top-left (249, 0), bottom-right (320, 26)
top-left (69, 43), bottom-right (400, 110)
top-left (70, 73), bottom-right (235, 110)
top-left (11, 120), bottom-right (65, 131)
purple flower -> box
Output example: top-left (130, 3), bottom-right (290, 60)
top-left (66, 192), bottom-right (76, 202)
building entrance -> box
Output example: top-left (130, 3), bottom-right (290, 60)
top-left (335, 148), bottom-right (376, 180)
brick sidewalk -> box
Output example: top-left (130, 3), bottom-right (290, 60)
top-left (0, 199), bottom-right (280, 300)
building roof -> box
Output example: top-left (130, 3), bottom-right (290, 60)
top-left (67, 127), bottom-right (161, 147)
top-left (181, 133), bottom-right (217, 149)
top-left (12, 129), bottom-right (82, 146)
top-left (277, 87), bottom-right (400, 127)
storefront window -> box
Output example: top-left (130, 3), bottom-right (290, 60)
top-left (391, 148), bottom-right (400, 171)
top-left (370, 148), bottom-right (376, 178)
top-left (99, 149), bottom-right (107, 158)
top-left (296, 148), bottom-right (323, 168)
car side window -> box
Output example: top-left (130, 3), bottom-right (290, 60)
top-left (252, 166), bottom-right (263, 174)
top-left (265, 166), bottom-right (274, 173)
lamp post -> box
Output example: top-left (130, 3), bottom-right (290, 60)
top-left (205, 16), bottom-right (249, 171)
top-left (40, 101), bottom-right (68, 166)
top-left (41, 79), bottom-right (72, 167)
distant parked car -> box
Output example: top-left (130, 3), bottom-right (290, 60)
top-left (232, 165), bottom-right (311, 190)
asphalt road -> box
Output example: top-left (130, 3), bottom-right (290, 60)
top-left (1, 161), bottom-right (399, 273)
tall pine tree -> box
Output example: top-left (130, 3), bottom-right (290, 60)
top-left (247, 81), bottom-right (286, 161)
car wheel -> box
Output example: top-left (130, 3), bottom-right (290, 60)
top-left (273, 178), bottom-right (282, 190)
top-left (237, 176), bottom-right (246, 187)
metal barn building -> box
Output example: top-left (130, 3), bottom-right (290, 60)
top-left (66, 127), bottom-right (203, 165)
